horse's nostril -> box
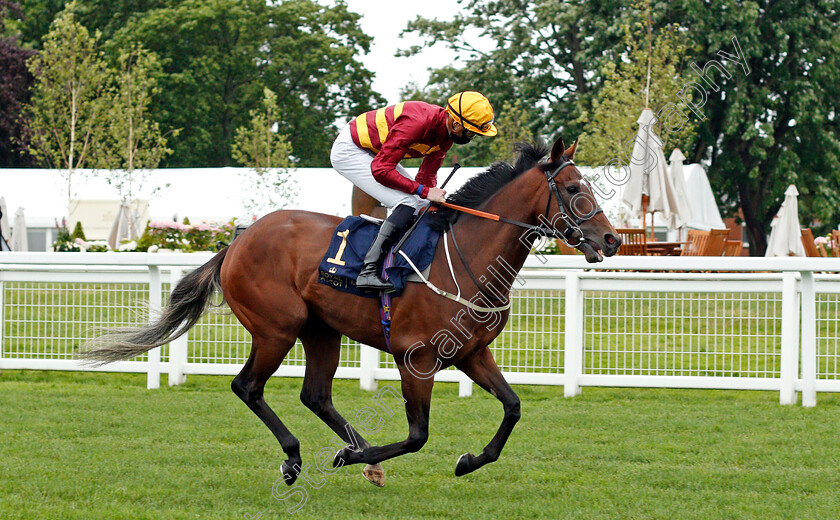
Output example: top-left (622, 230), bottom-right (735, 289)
top-left (605, 234), bottom-right (618, 246)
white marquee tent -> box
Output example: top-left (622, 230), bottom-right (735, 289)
top-left (579, 163), bottom-right (725, 232)
top-left (0, 163), bottom-right (725, 250)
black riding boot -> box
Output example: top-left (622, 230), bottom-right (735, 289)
top-left (356, 204), bottom-right (415, 292)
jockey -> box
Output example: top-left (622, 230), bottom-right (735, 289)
top-left (331, 91), bottom-right (498, 292)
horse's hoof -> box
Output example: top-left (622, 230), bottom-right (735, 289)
top-left (455, 453), bottom-right (476, 477)
top-left (281, 461), bottom-right (298, 486)
top-left (362, 464), bottom-right (386, 487)
top-left (333, 447), bottom-right (346, 468)
top-left (334, 446), bottom-right (360, 468)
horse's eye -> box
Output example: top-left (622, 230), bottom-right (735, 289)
top-left (566, 185), bottom-right (579, 194)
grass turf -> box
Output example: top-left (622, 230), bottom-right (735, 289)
top-left (1, 370), bottom-right (838, 520)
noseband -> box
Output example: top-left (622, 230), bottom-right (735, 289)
top-left (540, 159), bottom-right (604, 247)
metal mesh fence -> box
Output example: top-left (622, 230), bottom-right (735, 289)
top-left (817, 292), bottom-right (840, 380)
top-left (379, 289), bottom-right (565, 373)
top-left (1, 273), bottom-right (838, 389)
top-left (583, 291), bottom-right (783, 377)
top-left (187, 305), bottom-right (361, 368)
top-left (2, 280), bottom-right (148, 360)
top-left (490, 289), bottom-right (564, 373)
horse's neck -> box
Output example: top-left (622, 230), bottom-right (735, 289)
top-left (449, 169), bottom-right (545, 295)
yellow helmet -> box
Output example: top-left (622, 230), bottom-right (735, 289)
top-left (445, 91), bottom-right (498, 136)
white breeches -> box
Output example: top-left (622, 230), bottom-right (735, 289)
top-left (330, 123), bottom-right (429, 212)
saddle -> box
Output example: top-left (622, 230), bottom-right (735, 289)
top-left (318, 215), bottom-right (441, 298)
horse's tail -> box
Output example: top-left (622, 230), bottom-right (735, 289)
top-left (78, 247), bottom-right (229, 366)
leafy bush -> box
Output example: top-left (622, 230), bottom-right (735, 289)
top-left (136, 221), bottom-right (153, 252)
top-left (145, 219), bottom-right (236, 252)
top-left (52, 217), bottom-right (238, 252)
top-left (74, 238), bottom-right (110, 252)
top-left (70, 221), bottom-right (86, 241)
top-left (118, 240), bottom-right (137, 252)
top-left (147, 220), bottom-right (190, 249)
top-left (52, 220), bottom-right (81, 252)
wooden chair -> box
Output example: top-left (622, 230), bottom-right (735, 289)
top-left (707, 229), bottom-right (730, 256)
top-left (832, 230), bottom-right (840, 257)
top-left (800, 228), bottom-right (822, 257)
top-left (615, 228), bottom-right (648, 255)
top-left (681, 230), bottom-right (710, 256)
top-left (723, 240), bottom-right (743, 257)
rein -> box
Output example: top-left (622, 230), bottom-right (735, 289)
top-left (437, 159), bottom-right (604, 248)
top-left (431, 159), bottom-right (604, 306)
top-left (448, 221), bottom-right (502, 303)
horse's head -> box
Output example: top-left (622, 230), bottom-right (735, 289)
top-left (539, 136), bottom-right (621, 262)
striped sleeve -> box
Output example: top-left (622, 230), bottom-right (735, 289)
top-left (350, 103), bottom-right (405, 153)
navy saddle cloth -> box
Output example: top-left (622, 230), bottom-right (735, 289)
top-left (318, 216), bottom-right (441, 297)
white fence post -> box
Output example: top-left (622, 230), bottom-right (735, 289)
top-left (800, 271), bottom-right (817, 408)
top-left (359, 344), bottom-right (379, 391)
top-left (564, 270), bottom-right (583, 397)
top-left (168, 266), bottom-right (188, 386)
top-left (459, 371), bottom-right (473, 397)
top-left (147, 266), bottom-right (162, 390)
top-left (779, 272), bottom-right (799, 405)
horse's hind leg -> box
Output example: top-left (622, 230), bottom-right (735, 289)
top-left (453, 346), bottom-right (521, 476)
top-left (231, 334), bottom-right (302, 484)
top-left (333, 364), bottom-right (435, 467)
top-left (298, 319), bottom-right (386, 487)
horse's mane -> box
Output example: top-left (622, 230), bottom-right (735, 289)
top-left (429, 140), bottom-right (551, 230)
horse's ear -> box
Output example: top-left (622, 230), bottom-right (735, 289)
top-left (564, 138), bottom-right (579, 160)
top-left (550, 136), bottom-right (566, 163)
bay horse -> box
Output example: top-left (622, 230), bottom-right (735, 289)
top-left (81, 137), bottom-right (620, 487)
top-left (352, 185), bottom-right (387, 220)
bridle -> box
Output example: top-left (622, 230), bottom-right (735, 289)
top-left (442, 158), bottom-right (604, 303)
top-left (541, 159), bottom-right (604, 248)
top-left (441, 159), bottom-right (603, 247)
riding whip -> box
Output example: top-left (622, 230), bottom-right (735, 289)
top-left (393, 163), bottom-right (461, 253)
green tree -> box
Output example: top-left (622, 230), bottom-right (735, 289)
top-left (667, 0), bottom-right (840, 254)
top-left (70, 220), bottom-right (85, 240)
top-left (112, 0), bottom-right (383, 167)
top-left (13, 0), bottom-right (168, 47)
top-left (576, 14), bottom-right (697, 166)
top-left (10, 0), bottom-right (64, 48)
top-left (232, 87), bottom-right (297, 214)
top-left (401, 0), bottom-right (628, 150)
top-left (100, 45), bottom-right (174, 201)
top-left (489, 100), bottom-right (535, 163)
top-left (232, 87), bottom-right (292, 172)
top-left (24, 1), bottom-right (110, 209)
top-left (0, 0), bottom-right (36, 167)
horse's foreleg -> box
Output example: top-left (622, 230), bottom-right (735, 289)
top-left (333, 369), bottom-right (434, 468)
top-left (453, 347), bottom-right (521, 476)
top-left (299, 325), bottom-right (386, 486)
top-left (231, 336), bottom-right (303, 485)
